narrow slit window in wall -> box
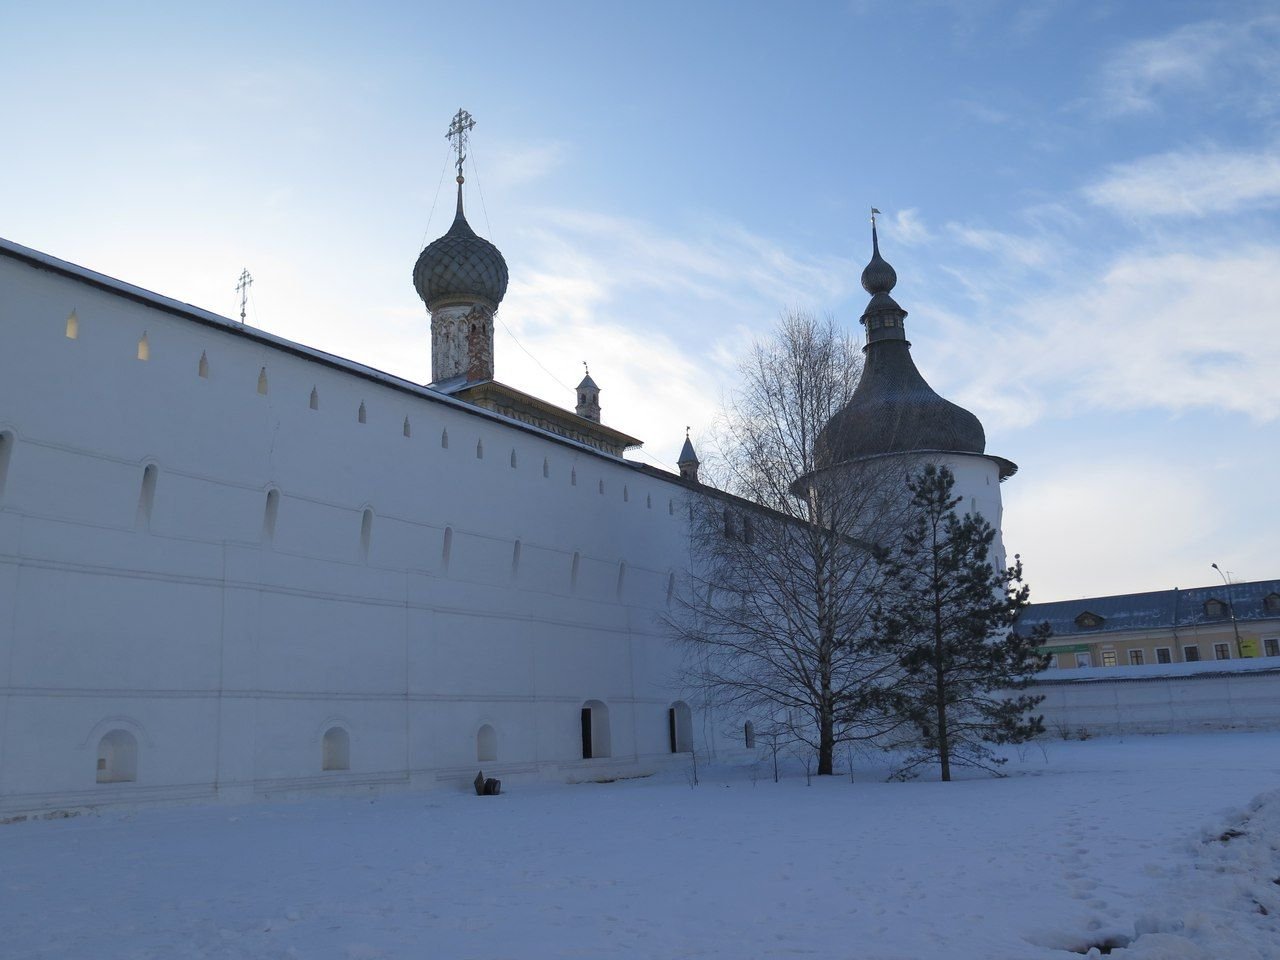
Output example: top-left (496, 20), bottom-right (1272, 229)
top-left (136, 333), bottom-right (150, 361)
top-left (198, 351), bottom-right (209, 378)
top-left (360, 508), bottom-right (373, 560)
top-left (598, 479), bottom-right (604, 495)
top-left (257, 368), bottom-right (269, 395)
top-left (542, 458), bottom-right (549, 478)
top-left (615, 562), bottom-right (626, 600)
top-left (510, 449), bottom-right (517, 469)
top-left (571, 551), bottom-right (580, 590)
top-left (358, 402), bottom-right (367, 424)
top-left (441, 428), bottom-right (449, 449)
top-left (571, 468), bottom-right (577, 486)
top-left (310, 387), bottom-right (319, 410)
top-left (511, 540), bottom-right (522, 579)
top-left (668, 499), bottom-right (674, 516)
top-left (0, 432), bottom-right (13, 501)
top-left (263, 489), bottom-right (280, 543)
top-left (441, 526), bottom-right (453, 573)
top-left (65, 310), bottom-right (79, 339)
top-left (403, 417), bottom-right (411, 438)
top-left (646, 494), bottom-right (651, 509)
top-left (137, 464), bottom-right (158, 529)
top-left (476, 439), bottom-right (484, 459)
top-left (623, 485), bottom-right (629, 502)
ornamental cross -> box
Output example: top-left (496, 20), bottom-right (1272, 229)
top-left (235, 268), bottom-right (253, 324)
top-left (446, 108), bottom-right (476, 178)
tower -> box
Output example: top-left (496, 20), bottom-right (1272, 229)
top-left (815, 213), bottom-right (1016, 560)
top-left (576, 366), bottom-right (601, 422)
top-left (677, 429), bottom-right (700, 483)
top-left (413, 110), bottom-right (509, 384)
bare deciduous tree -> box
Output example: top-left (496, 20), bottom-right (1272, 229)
top-left (668, 312), bottom-right (911, 776)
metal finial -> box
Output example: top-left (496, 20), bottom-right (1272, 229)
top-left (583, 361), bottom-right (589, 376)
top-left (235, 268), bottom-right (253, 324)
top-left (446, 108), bottom-right (476, 180)
top-left (685, 425), bottom-right (690, 438)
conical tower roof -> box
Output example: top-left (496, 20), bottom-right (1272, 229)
top-left (815, 221), bottom-right (990, 469)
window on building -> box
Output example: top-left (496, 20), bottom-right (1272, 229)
top-left (667, 701), bottom-right (693, 753)
top-left (96, 729), bottom-right (138, 783)
top-left (257, 367), bottom-right (269, 395)
top-left (136, 333), bottom-right (149, 361)
top-left (360, 508), bottom-right (373, 560)
top-left (1263, 594), bottom-right (1280, 615)
top-left (1214, 643), bottom-right (1230, 660)
top-left (1128, 650), bottom-right (1144, 666)
top-left (263, 489), bottom-right (280, 543)
top-left (477, 724), bottom-right (497, 763)
top-left (198, 351), bottom-right (209, 378)
top-left (1264, 638), bottom-right (1279, 657)
top-left (403, 417), bottom-right (411, 438)
top-left (0, 431), bottom-right (13, 501)
top-left (1204, 599), bottom-right (1227, 619)
top-left (744, 722), bottom-right (755, 749)
top-left (1075, 652), bottom-right (1092, 668)
top-left (65, 310), bottom-right (79, 339)
top-left (1183, 645), bottom-right (1200, 662)
top-left (1101, 650), bottom-right (1117, 667)
top-left (322, 727), bottom-right (350, 771)
top-left (136, 463), bottom-right (158, 530)
top-left (1155, 647), bottom-right (1172, 664)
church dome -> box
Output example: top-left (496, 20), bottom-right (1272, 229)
top-left (815, 221), bottom-right (986, 469)
top-left (413, 180), bottom-right (509, 311)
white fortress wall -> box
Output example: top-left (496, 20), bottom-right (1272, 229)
top-left (0, 247), bottom-right (708, 813)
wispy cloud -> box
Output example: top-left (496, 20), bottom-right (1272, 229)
top-left (890, 208), bottom-right (932, 246)
top-left (1096, 15), bottom-right (1280, 116)
top-left (958, 245), bottom-right (1280, 429)
top-left (1084, 145), bottom-right (1280, 218)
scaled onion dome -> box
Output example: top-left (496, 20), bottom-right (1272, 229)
top-left (413, 178), bottom-right (509, 310)
top-left (815, 224), bottom-right (986, 468)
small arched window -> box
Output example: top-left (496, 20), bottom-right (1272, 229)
top-left (0, 431), bottom-right (13, 502)
top-left (477, 724), bottom-right (497, 763)
top-left (543, 458), bottom-right (549, 478)
top-left (198, 351), bottom-right (209, 378)
top-left (137, 464), bottom-right (158, 530)
top-left (358, 401), bottom-right (367, 424)
top-left (723, 510), bottom-right (737, 540)
top-left (744, 721), bottom-right (756, 749)
top-left (616, 561), bottom-right (627, 601)
top-left (441, 428), bottom-right (449, 449)
top-left (257, 367), bottom-right (269, 396)
top-left (598, 479), bottom-right (605, 495)
top-left (263, 488), bottom-right (280, 543)
top-left (571, 551), bottom-right (581, 591)
top-left (511, 539), bottom-right (522, 579)
top-left (476, 439), bottom-right (484, 459)
top-left (571, 468), bottom-right (577, 486)
top-left (360, 508), bottom-right (373, 560)
top-left (322, 727), bottom-right (350, 771)
top-left (667, 701), bottom-right (693, 753)
top-left (442, 526), bottom-right (453, 573)
top-left (623, 485), bottom-right (629, 502)
top-left (309, 387), bottom-right (319, 410)
top-left (136, 333), bottom-right (150, 361)
top-left (403, 417), bottom-right (412, 438)
top-left (65, 310), bottom-right (79, 340)
top-left (96, 729), bottom-right (138, 783)
top-left (510, 449), bottom-right (518, 469)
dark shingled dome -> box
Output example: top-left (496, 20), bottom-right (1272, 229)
top-left (413, 185), bottom-right (509, 310)
top-left (815, 339), bottom-right (986, 467)
top-left (816, 225), bottom-right (986, 468)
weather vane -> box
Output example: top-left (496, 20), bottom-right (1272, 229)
top-left (871, 207), bottom-right (881, 228)
top-left (446, 108), bottom-right (476, 180)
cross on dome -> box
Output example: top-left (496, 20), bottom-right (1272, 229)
top-left (446, 108), bottom-right (476, 180)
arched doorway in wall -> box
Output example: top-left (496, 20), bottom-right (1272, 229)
top-left (96, 729), bottom-right (138, 783)
top-left (322, 727), bottom-right (350, 771)
top-left (667, 701), bottom-right (693, 753)
top-left (744, 721), bottom-right (756, 749)
top-left (580, 700), bottom-right (611, 759)
top-left (477, 724), bottom-right (497, 763)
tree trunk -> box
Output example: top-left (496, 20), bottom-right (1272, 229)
top-left (818, 704), bottom-right (834, 775)
top-left (935, 602), bottom-right (950, 782)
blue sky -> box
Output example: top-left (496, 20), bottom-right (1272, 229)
top-left (3, 1), bottom-right (1277, 601)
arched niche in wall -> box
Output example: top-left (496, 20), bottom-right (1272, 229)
top-left (580, 700), bottom-right (611, 760)
top-left (322, 726), bottom-right (350, 771)
top-left (96, 729), bottom-right (138, 783)
top-left (477, 724), bottom-right (497, 763)
top-left (667, 701), bottom-right (693, 754)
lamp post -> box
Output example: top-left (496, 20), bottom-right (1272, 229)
top-left (1211, 563), bottom-right (1244, 658)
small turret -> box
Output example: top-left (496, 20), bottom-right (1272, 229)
top-left (576, 365), bottom-right (601, 422)
top-left (678, 429), bottom-right (700, 483)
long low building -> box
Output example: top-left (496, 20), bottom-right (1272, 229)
top-left (1023, 579), bottom-right (1280, 669)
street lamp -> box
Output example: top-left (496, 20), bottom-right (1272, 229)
top-left (1211, 563), bottom-right (1244, 658)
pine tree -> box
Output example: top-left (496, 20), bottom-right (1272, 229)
top-left (873, 464), bottom-right (1051, 780)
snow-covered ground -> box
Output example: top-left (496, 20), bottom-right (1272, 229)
top-left (3, 733), bottom-right (1278, 960)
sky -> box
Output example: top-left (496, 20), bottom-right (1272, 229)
top-left (1, 0), bottom-right (1277, 602)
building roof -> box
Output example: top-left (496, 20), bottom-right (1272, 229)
top-left (0, 235), bottom-right (666, 476)
top-left (1019, 578), bottom-right (1280, 638)
top-left (411, 181), bottom-right (509, 311)
top-left (815, 224), bottom-right (1012, 477)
